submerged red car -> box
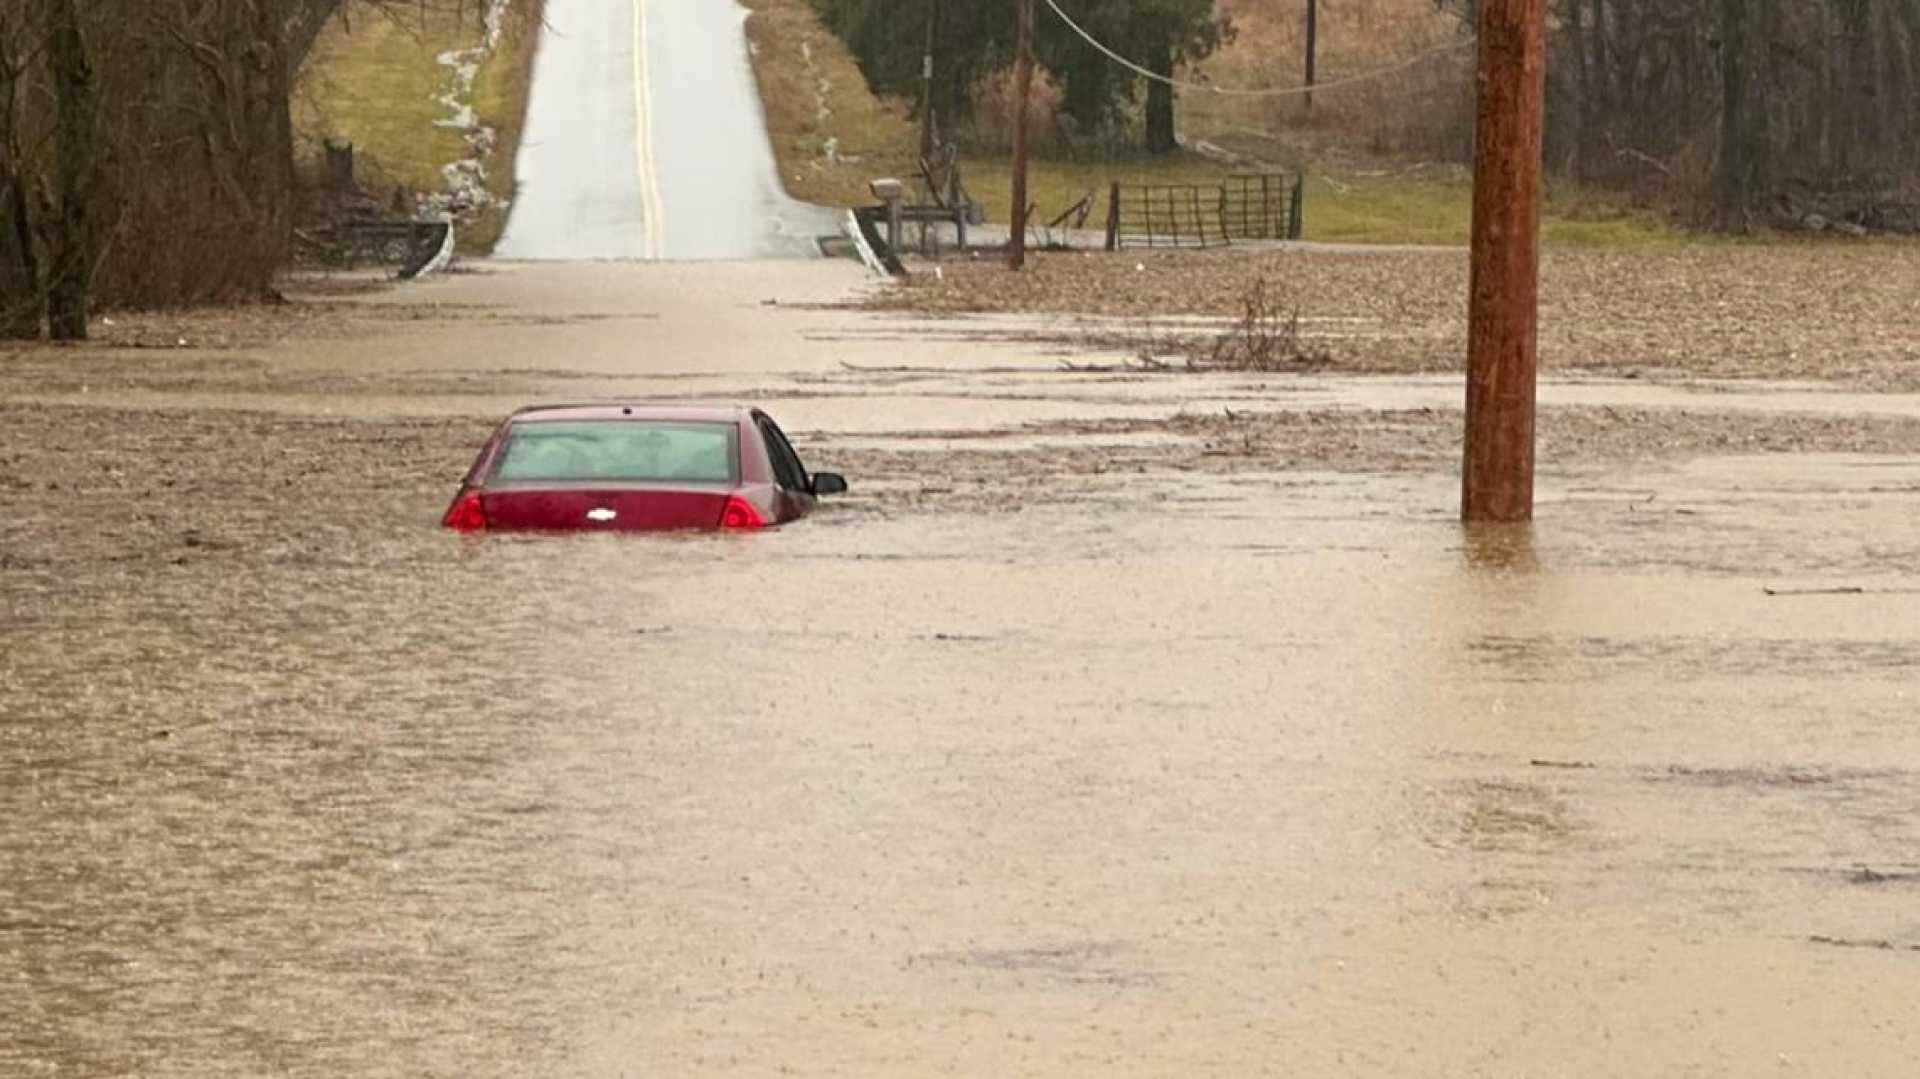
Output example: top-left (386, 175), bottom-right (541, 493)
top-left (441, 403), bottom-right (847, 532)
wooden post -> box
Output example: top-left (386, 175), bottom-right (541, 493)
top-left (1009, 0), bottom-right (1033, 270)
top-left (920, 0), bottom-right (940, 161)
top-left (324, 139), bottom-right (356, 192)
top-left (1105, 181), bottom-right (1122, 250)
top-left (1304, 0), bottom-right (1318, 112)
top-left (1461, 0), bottom-right (1546, 523)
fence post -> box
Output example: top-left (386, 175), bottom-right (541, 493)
top-left (324, 140), bottom-right (356, 193)
top-left (1105, 182), bottom-right (1121, 251)
top-left (1289, 173), bottom-right (1305, 240)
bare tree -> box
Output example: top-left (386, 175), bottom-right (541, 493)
top-left (0, 0), bottom-right (508, 337)
top-left (0, 4), bottom-right (44, 338)
top-left (1539, 0), bottom-right (1920, 224)
top-left (45, 0), bottom-right (94, 340)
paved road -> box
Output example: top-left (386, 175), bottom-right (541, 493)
top-left (494, 0), bottom-right (839, 260)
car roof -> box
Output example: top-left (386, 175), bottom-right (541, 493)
top-left (508, 402), bottom-right (757, 425)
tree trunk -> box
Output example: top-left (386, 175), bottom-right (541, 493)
top-left (1717, 0), bottom-right (1747, 226)
top-left (1060, 53), bottom-right (1112, 134)
top-left (1591, 0), bottom-right (1609, 111)
top-left (1569, 0), bottom-right (1591, 181)
top-left (1144, 38), bottom-right (1176, 155)
top-left (1896, 0), bottom-right (1920, 168)
top-left (0, 172), bottom-right (36, 338)
top-left (286, 0), bottom-right (347, 72)
top-left (255, 0), bottom-right (297, 267)
top-left (48, 0), bottom-right (96, 341)
top-left (0, 16), bottom-right (41, 340)
top-left (1819, 3), bottom-right (1837, 177)
top-left (1845, 0), bottom-right (1879, 171)
top-left (1751, 0), bottom-right (1775, 197)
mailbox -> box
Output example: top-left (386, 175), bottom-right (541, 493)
top-left (869, 178), bottom-right (905, 255)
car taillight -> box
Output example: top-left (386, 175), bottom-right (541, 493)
top-left (719, 496), bottom-right (765, 530)
top-left (443, 491), bottom-right (487, 532)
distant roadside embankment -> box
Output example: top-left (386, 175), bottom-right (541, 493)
top-left (296, 0), bottom-right (545, 254)
top-left (739, 0), bottom-right (922, 210)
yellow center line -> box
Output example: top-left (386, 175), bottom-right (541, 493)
top-left (633, 0), bottom-right (666, 260)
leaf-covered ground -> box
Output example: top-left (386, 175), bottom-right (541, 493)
top-left (866, 242), bottom-right (1920, 388)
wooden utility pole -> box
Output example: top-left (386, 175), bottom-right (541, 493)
top-left (1304, 0), bottom-right (1318, 111)
top-left (1009, 0), bottom-right (1034, 270)
top-left (1461, 0), bottom-right (1546, 522)
top-left (920, 0), bottom-right (940, 160)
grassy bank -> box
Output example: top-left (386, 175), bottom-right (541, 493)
top-left (950, 155), bottom-right (1678, 248)
top-left (740, 0), bottom-right (920, 209)
top-left (294, 1), bottom-right (543, 254)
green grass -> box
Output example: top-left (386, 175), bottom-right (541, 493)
top-left (294, 4), bottom-right (541, 254)
top-left (951, 152), bottom-right (1688, 248)
top-left (959, 153), bottom-right (1227, 232)
top-left (741, 0), bottom-right (921, 209)
top-left (296, 15), bottom-right (471, 190)
top-left (1300, 171), bottom-right (1468, 245)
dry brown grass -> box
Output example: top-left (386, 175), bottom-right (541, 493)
top-left (740, 0), bottom-right (921, 208)
top-left (1188, 0), bottom-right (1474, 162)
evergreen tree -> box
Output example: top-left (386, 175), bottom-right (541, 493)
top-left (811, 0), bottom-right (1231, 153)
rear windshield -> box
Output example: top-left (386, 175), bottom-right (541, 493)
top-left (490, 420), bottom-right (738, 484)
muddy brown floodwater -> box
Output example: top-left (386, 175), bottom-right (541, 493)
top-left (4, 260), bottom-right (1920, 1077)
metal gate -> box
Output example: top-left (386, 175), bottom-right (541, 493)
top-left (1104, 173), bottom-right (1304, 251)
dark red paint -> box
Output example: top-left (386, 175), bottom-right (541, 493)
top-left (441, 404), bottom-right (846, 533)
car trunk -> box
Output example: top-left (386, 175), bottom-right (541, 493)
top-left (480, 487), bottom-right (732, 532)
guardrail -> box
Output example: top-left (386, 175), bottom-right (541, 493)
top-left (296, 219), bottom-right (454, 279)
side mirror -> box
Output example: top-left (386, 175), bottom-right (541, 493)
top-left (811, 472), bottom-right (849, 496)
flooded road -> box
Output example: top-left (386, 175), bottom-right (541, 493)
top-left (5, 260), bottom-right (1920, 1075)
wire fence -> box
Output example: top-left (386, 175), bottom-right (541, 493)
top-left (1104, 173), bottom-right (1305, 251)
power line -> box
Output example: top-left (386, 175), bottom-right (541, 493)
top-left (1039, 0), bottom-right (1474, 100)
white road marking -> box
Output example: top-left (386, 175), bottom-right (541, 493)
top-left (633, 0), bottom-right (667, 260)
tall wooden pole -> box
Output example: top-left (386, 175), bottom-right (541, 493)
top-left (1009, 0), bottom-right (1033, 271)
top-left (1461, 0), bottom-right (1546, 522)
top-left (920, 0), bottom-right (940, 161)
top-left (1304, 0), bottom-right (1318, 111)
